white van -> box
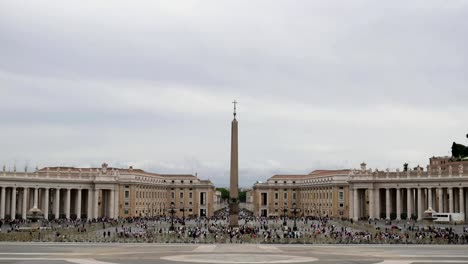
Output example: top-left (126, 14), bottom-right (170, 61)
top-left (433, 213), bottom-right (464, 224)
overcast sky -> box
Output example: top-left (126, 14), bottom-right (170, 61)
top-left (1, 1), bottom-right (467, 187)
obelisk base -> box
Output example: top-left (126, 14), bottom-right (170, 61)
top-left (229, 202), bottom-right (239, 228)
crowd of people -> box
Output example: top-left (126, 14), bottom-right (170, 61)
top-left (1, 214), bottom-right (468, 244)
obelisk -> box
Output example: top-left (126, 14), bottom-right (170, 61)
top-left (229, 100), bottom-right (239, 228)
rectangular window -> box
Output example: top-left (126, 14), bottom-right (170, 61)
top-left (189, 192), bottom-right (193, 199)
top-left (339, 191), bottom-right (344, 200)
top-left (171, 192), bottom-right (175, 199)
top-left (180, 192), bottom-right (184, 199)
top-left (293, 193), bottom-right (296, 200)
top-left (275, 193), bottom-right (278, 199)
top-left (261, 193), bottom-right (268, 206)
top-left (283, 193), bottom-right (288, 200)
top-left (125, 191), bottom-right (129, 199)
top-left (339, 203), bottom-right (344, 208)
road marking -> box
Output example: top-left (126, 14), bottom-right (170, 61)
top-left (380, 261), bottom-right (468, 264)
top-left (0, 258), bottom-right (117, 264)
top-left (66, 259), bottom-right (119, 264)
top-left (258, 245), bottom-right (281, 252)
top-left (161, 254), bottom-right (318, 263)
top-left (193, 245), bottom-right (217, 252)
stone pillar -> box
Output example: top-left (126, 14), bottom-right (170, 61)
top-left (11, 187), bottom-right (16, 220)
top-left (22, 188), bottom-right (28, 219)
top-left (375, 188), bottom-right (380, 219)
top-left (5, 189), bottom-right (11, 218)
top-left (407, 188), bottom-right (412, 220)
top-left (87, 189), bottom-right (93, 220)
top-left (417, 188), bottom-right (423, 220)
top-left (229, 111), bottom-right (239, 227)
top-left (396, 188), bottom-right (401, 220)
top-left (385, 188), bottom-right (390, 220)
top-left (459, 188), bottom-right (465, 215)
top-left (0, 187), bottom-right (5, 219)
top-left (438, 188), bottom-right (443, 213)
top-left (110, 189), bottom-right (115, 218)
top-left (55, 188), bottom-right (60, 219)
top-left (65, 188), bottom-right (71, 219)
top-left (76, 189), bottom-right (82, 219)
top-left (353, 188), bottom-right (359, 220)
top-left (33, 187), bottom-right (38, 208)
top-left (44, 188), bottom-right (49, 220)
top-left (349, 187), bottom-right (354, 220)
top-left (368, 188), bottom-right (374, 219)
top-left (427, 188), bottom-right (433, 209)
top-left (448, 187), bottom-right (454, 213)
top-left (94, 189), bottom-right (99, 219)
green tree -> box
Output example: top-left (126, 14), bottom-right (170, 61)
top-left (239, 191), bottom-right (247, 203)
top-left (216, 188), bottom-right (230, 200)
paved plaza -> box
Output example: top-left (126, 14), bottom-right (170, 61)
top-left (0, 243), bottom-right (468, 264)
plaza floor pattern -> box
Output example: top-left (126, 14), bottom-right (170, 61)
top-left (0, 243), bottom-right (467, 264)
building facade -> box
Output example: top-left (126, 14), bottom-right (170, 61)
top-left (0, 163), bottom-right (215, 220)
top-left (349, 163), bottom-right (467, 222)
top-left (429, 156), bottom-right (468, 172)
top-left (252, 170), bottom-right (350, 218)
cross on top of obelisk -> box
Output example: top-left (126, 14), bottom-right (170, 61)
top-left (232, 100), bottom-right (238, 117)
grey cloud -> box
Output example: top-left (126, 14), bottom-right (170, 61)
top-left (1, 0), bottom-right (467, 186)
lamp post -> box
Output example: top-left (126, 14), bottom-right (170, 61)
top-left (282, 207), bottom-right (288, 226)
top-left (169, 202), bottom-right (175, 231)
top-left (292, 203), bottom-right (298, 231)
top-left (180, 205), bottom-right (186, 226)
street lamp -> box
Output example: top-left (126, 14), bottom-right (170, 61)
top-left (180, 205), bottom-right (186, 226)
top-left (169, 202), bottom-right (175, 231)
top-left (292, 203), bottom-right (298, 231)
top-left (282, 207), bottom-right (288, 226)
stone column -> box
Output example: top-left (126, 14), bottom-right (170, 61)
top-left (0, 187), bottom-right (5, 219)
top-left (94, 189), bottom-right (99, 219)
top-left (11, 187), bottom-right (16, 220)
top-left (396, 188), bottom-right (401, 220)
top-left (368, 188), bottom-right (374, 219)
top-left (55, 188), bottom-right (60, 219)
top-left (353, 188), bottom-right (359, 221)
top-left (459, 188), bottom-right (465, 215)
top-left (385, 188), bottom-right (390, 220)
top-left (44, 188), bottom-right (49, 220)
top-left (87, 189), bottom-right (93, 220)
top-left (5, 189), bottom-right (10, 218)
top-left (65, 188), bottom-right (71, 219)
top-left (375, 188), bottom-right (380, 219)
top-left (427, 188), bottom-right (433, 209)
top-left (438, 188), bottom-right (443, 213)
top-left (349, 187), bottom-right (354, 220)
top-left (109, 189), bottom-right (114, 218)
top-left (76, 189), bottom-right (82, 219)
top-left (407, 188), bottom-right (412, 220)
top-left (448, 187), bottom-right (454, 213)
top-left (22, 188), bottom-right (28, 219)
top-left (417, 188), bottom-right (423, 220)
top-left (33, 187), bottom-right (38, 208)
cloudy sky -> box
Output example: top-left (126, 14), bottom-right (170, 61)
top-left (1, 1), bottom-right (467, 187)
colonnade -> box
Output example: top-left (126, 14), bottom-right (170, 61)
top-left (0, 186), bottom-right (117, 220)
top-left (350, 186), bottom-right (467, 222)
